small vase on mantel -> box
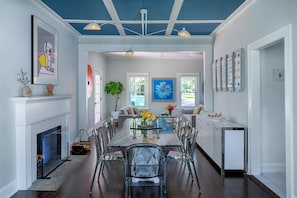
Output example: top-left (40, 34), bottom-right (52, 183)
top-left (168, 110), bottom-right (172, 117)
top-left (22, 85), bottom-right (32, 97)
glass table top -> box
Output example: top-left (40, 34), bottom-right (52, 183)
top-left (108, 118), bottom-right (181, 148)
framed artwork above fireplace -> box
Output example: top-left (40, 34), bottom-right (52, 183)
top-left (31, 15), bottom-right (58, 85)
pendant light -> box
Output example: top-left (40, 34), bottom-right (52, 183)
top-left (83, 22), bottom-right (101, 30)
top-left (178, 27), bottom-right (191, 38)
top-left (125, 49), bottom-right (134, 57)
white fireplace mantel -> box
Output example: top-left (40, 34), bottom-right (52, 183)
top-left (12, 96), bottom-right (72, 190)
top-left (12, 96), bottom-right (71, 126)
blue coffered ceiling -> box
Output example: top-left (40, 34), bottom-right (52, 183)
top-left (40, 0), bottom-right (246, 37)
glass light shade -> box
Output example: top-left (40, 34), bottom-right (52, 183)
top-left (125, 49), bottom-right (134, 57)
top-left (83, 22), bottom-right (101, 30)
top-left (178, 27), bottom-right (191, 38)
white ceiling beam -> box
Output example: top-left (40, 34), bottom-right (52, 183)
top-left (166, 0), bottom-right (184, 36)
top-left (171, 20), bottom-right (224, 24)
top-left (102, 0), bottom-right (126, 36)
top-left (63, 19), bottom-right (112, 24)
top-left (64, 19), bottom-right (224, 25)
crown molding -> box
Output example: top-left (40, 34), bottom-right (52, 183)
top-left (31, 0), bottom-right (80, 37)
top-left (211, 0), bottom-right (256, 37)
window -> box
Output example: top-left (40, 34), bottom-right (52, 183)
top-left (179, 74), bottom-right (199, 108)
top-left (127, 73), bottom-right (148, 107)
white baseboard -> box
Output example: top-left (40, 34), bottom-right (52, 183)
top-left (0, 179), bottom-right (17, 198)
top-left (261, 163), bottom-right (285, 172)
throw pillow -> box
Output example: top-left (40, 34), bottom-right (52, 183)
top-left (127, 107), bottom-right (135, 115)
top-left (193, 106), bottom-right (202, 115)
top-left (133, 107), bottom-right (139, 114)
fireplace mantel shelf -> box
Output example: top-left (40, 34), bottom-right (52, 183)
top-left (12, 95), bottom-right (72, 126)
top-left (12, 95), bottom-right (72, 103)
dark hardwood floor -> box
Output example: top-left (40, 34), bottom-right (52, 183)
top-left (11, 144), bottom-right (277, 198)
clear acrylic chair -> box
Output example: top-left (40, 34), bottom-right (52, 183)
top-left (103, 119), bottom-right (114, 141)
top-left (176, 119), bottom-right (189, 141)
top-left (172, 116), bottom-right (183, 133)
top-left (124, 143), bottom-right (166, 198)
top-left (166, 127), bottom-right (201, 193)
top-left (109, 117), bottom-right (118, 134)
top-left (89, 127), bottom-right (124, 195)
top-left (104, 118), bottom-right (123, 154)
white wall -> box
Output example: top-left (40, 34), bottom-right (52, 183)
top-left (0, 0), bottom-right (79, 197)
top-left (105, 57), bottom-right (204, 115)
top-left (213, 0), bottom-right (297, 196)
top-left (213, 0), bottom-right (297, 126)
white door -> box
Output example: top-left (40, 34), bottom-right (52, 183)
top-left (94, 71), bottom-right (102, 128)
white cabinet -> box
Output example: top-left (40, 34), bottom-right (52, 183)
top-left (196, 115), bottom-right (247, 175)
top-left (196, 118), bottom-right (212, 155)
top-left (224, 129), bottom-right (245, 170)
top-left (211, 125), bottom-right (222, 167)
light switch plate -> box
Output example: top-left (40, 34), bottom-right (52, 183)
top-left (273, 68), bottom-right (284, 82)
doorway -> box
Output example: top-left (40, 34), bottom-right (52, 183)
top-left (248, 25), bottom-right (293, 197)
top-left (94, 71), bottom-right (102, 128)
top-left (258, 40), bottom-right (285, 197)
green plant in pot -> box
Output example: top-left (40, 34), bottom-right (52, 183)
top-left (104, 81), bottom-right (125, 119)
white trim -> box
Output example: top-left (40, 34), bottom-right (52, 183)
top-left (103, 0), bottom-right (126, 36)
top-left (176, 72), bottom-right (200, 109)
top-left (261, 163), bottom-right (286, 173)
top-left (31, 0), bottom-right (80, 37)
top-left (64, 19), bottom-right (224, 25)
top-left (126, 72), bottom-right (149, 108)
top-left (0, 179), bottom-right (17, 198)
top-left (166, 0), bottom-right (184, 36)
top-left (11, 96), bottom-right (71, 190)
top-left (212, 0), bottom-right (256, 36)
top-left (247, 24), bottom-right (294, 197)
top-left (93, 70), bottom-right (102, 129)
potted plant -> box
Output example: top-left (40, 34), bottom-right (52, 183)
top-left (104, 81), bottom-right (125, 118)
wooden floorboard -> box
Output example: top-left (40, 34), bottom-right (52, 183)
top-left (11, 143), bottom-right (276, 198)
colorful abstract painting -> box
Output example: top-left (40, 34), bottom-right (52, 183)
top-left (32, 15), bottom-right (58, 85)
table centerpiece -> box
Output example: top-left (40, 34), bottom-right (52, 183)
top-left (165, 104), bottom-right (176, 116)
top-left (139, 110), bottom-right (156, 129)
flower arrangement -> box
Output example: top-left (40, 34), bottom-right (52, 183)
top-left (140, 111), bottom-right (156, 121)
top-left (165, 104), bottom-right (175, 111)
top-left (140, 110), bottom-right (156, 125)
top-left (165, 104), bottom-right (176, 116)
top-left (17, 68), bottom-right (30, 86)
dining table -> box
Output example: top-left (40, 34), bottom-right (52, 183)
top-left (107, 117), bottom-right (182, 193)
top-left (107, 117), bottom-right (182, 149)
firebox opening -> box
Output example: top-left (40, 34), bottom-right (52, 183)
top-left (37, 125), bottom-right (66, 179)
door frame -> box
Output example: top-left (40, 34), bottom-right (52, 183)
top-left (247, 24), bottom-right (293, 196)
top-left (94, 70), bottom-right (102, 129)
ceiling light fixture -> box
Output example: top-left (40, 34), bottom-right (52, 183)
top-left (178, 27), bottom-right (191, 38)
top-left (83, 22), bottom-right (101, 30)
top-left (125, 49), bottom-right (134, 57)
top-left (82, 10), bottom-right (191, 38)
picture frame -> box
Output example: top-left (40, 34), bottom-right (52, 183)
top-left (152, 78), bottom-right (175, 101)
top-left (31, 15), bottom-right (58, 85)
